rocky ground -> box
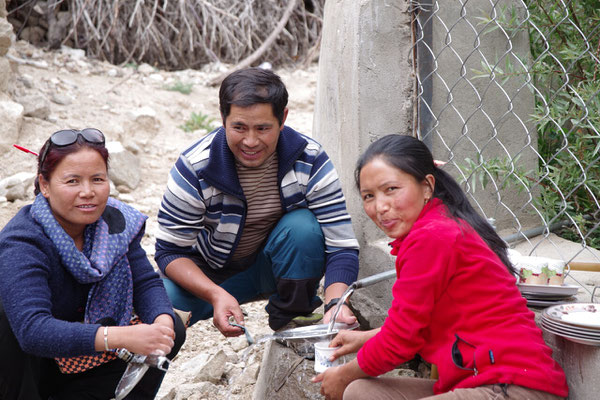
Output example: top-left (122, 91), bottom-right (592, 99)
top-left (0, 40), bottom-right (319, 400)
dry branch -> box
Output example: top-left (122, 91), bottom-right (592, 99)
top-left (209, 0), bottom-right (299, 86)
top-left (7, 0), bottom-right (325, 70)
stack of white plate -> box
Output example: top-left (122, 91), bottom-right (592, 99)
top-left (517, 283), bottom-right (579, 307)
top-left (541, 303), bottom-right (600, 346)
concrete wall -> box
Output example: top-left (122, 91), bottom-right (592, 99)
top-left (426, 0), bottom-right (539, 231)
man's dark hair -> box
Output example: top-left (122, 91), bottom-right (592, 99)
top-left (219, 67), bottom-right (289, 126)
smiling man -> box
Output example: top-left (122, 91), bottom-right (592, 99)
top-left (155, 67), bottom-right (360, 337)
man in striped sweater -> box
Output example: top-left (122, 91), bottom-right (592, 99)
top-left (155, 68), bottom-right (360, 337)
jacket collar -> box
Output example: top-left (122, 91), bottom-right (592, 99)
top-left (389, 198), bottom-right (443, 254)
top-left (202, 126), bottom-right (308, 196)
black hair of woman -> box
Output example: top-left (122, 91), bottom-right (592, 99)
top-left (355, 134), bottom-right (515, 275)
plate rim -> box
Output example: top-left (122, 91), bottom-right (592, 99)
top-left (517, 283), bottom-right (580, 296)
top-left (542, 317), bottom-right (600, 337)
top-left (542, 303), bottom-right (600, 329)
top-left (541, 321), bottom-right (600, 346)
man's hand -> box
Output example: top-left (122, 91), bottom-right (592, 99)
top-left (323, 303), bottom-right (356, 325)
top-left (212, 288), bottom-right (246, 337)
top-left (322, 282), bottom-right (357, 325)
top-left (164, 258), bottom-right (245, 337)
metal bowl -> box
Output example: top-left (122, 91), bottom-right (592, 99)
top-left (273, 322), bottom-right (359, 358)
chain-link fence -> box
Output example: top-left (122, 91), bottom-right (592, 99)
top-left (410, 0), bottom-right (600, 286)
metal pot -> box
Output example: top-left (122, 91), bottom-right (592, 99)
top-left (273, 322), bottom-right (359, 358)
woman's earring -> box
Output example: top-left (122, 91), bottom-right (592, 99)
top-left (424, 197), bottom-right (429, 205)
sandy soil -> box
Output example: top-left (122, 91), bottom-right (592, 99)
top-left (1, 40), bottom-right (319, 400)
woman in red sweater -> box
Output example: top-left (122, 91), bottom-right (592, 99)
top-left (312, 135), bottom-right (567, 399)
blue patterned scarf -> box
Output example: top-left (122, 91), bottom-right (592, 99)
top-left (30, 194), bottom-right (146, 327)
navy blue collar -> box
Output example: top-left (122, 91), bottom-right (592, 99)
top-left (202, 126), bottom-right (308, 196)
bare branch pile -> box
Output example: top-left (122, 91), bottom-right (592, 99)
top-left (6, 0), bottom-right (325, 70)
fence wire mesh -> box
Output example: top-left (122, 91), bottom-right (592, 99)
top-left (411, 0), bottom-right (600, 287)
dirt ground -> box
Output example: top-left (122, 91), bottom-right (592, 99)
top-left (1, 40), bottom-right (319, 399)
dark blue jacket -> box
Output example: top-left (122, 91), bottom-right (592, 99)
top-left (0, 202), bottom-right (174, 358)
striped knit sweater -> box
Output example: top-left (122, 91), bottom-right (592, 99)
top-left (155, 126), bottom-right (360, 288)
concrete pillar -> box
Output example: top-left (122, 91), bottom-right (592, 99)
top-left (313, 0), bottom-right (414, 323)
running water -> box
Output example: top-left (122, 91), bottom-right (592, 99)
top-left (326, 269), bottom-right (398, 334)
top-left (327, 285), bottom-right (356, 334)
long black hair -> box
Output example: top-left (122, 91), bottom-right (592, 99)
top-left (355, 134), bottom-right (514, 275)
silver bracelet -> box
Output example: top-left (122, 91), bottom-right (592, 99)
top-left (103, 326), bottom-right (110, 352)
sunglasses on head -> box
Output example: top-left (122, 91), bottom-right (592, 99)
top-left (40, 128), bottom-right (105, 166)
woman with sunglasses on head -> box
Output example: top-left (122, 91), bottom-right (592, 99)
top-left (0, 129), bottom-right (185, 400)
top-left (313, 135), bottom-right (567, 400)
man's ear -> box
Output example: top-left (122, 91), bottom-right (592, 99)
top-left (280, 108), bottom-right (289, 130)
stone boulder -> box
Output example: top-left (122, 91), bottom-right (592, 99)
top-left (105, 141), bottom-right (141, 190)
top-left (0, 172), bottom-right (36, 201)
top-left (0, 98), bottom-right (24, 151)
top-left (0, 17), bottom-right (13, 56)
top-left (126, 106), bottom-right (161, 135)
top-left (17, 93), bottom-right (51, 119)
top-left (0, 57), bottom-right (10, 92)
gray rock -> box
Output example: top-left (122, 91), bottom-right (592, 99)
top-left (126, 106), bottom-right (160, 134)
top-left (0, 172), bottom-right (35, 201)
top-left (137, 63), bottom-right (155, 74)
top-left (20, 26), bottom-right (45, 45)
top-left (117, 193), bottom-right (135, 203)
top-left (0, 99), bottom-right (24, 150)
top-left (229, 337), bottom-right (248, 352)
top-left (0, 18), bottom-right (14, 57)
top-left (60, 45), bottom-right (86, 60)
top-left (106, 141), bottom-right (141, 190)
top-left (164, 382), bottom-right (219, 400)
top-left (149, 73), bottom-right (164, 83)
top-left (18, 93), bottom-right (51, 119)
top-left (0, 57), bottom-right (10, 92)
top-left (195, 350), bottom-right (227, 384)
top-left (50, 93), bottom-right (73, 105)
top-left (19, 73), bottom-right (34, 89)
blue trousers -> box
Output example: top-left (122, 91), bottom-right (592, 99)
top-left (163, 209), bottom-right (326, 330)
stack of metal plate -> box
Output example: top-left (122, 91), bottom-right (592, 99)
top-left (541, 303), bottom-right (600, 346)
top-left (517, 283), bottom-right (579, 307)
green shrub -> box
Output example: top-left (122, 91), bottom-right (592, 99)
top-left (179, 112), bottom-right (217, 133)
top-left (466, 1), bottom-right (600, 249)
top-left (164, 81), bottom-right (193, 95)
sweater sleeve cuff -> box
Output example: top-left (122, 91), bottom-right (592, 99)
top-left (356, 346), bottom-right (382, 377)
top-left (141, 308), bottom-right (176, 325)
top-left (324, 250), bottom-right (359, 288)
top-left (155, 252), bottom-right (188, 275)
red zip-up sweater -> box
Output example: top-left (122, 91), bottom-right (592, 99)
top-left (357, 199), bottom-right (568, 397)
